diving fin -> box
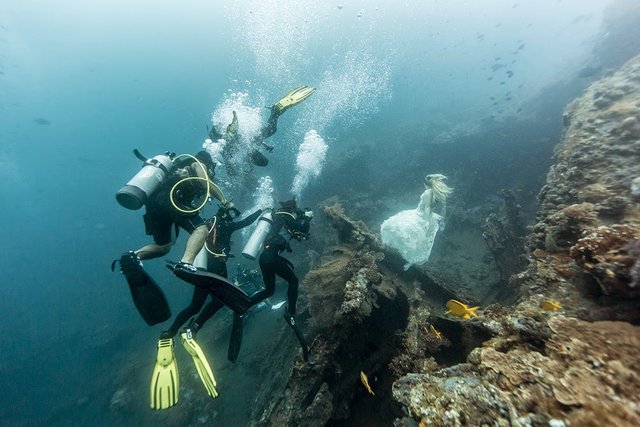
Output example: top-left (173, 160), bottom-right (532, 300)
top-left (150, 338), bottom-right (179, 410)
top-left (168, 261), bottom-right (253, 315)
top-left (180, 329), bottom-right (219, 398)
top-left (272, 85), bottom-right (316, 115)
top-left (114, 251), bottom-right (171, 326)
top-left (225, 110), bottom-right (239, 137)
top-left (283, 312), bottom-right (310, 361)
top-left (228, 313), bottom-right (243, 362)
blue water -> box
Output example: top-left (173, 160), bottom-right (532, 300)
top-left (0, 1), bottom-right (611, 425)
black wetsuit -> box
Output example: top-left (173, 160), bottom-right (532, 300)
top-left (143, 167), bottom-right (207, 245)
top-left (164, 209), bottom-right (262, 336)
top-left (208, 108), bottom-right (281, 168)
top-left (252, 209), bottom-right (311, 316)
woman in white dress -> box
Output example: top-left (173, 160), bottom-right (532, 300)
top-left (380, 174), bottom-right (452, 270)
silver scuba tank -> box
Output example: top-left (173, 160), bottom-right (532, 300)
top-left (194, 245), bottom-right (208, 269)
top-left (116, 153), bottom-right (175, 210)
top-left (242, 211), bottom-right (273, 260)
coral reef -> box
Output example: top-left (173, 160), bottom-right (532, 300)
top-left (528, 55), bottom-right (640, 308)
top-left (570, 224), bottom-right (640, 297)
top-left (394, 315), bottom-right (640, 426)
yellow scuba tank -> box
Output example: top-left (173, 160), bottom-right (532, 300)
top-left (116, 149), bottom-right (175, 210)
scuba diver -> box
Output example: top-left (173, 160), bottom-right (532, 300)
top-left (207, 85), bottom-right (316, 169)
top-left (149, 203), bottom-right (262, 410)
top-left (243, 198), bottom-right (313, 360)
top-left (112, 149), bottom-right (228, 326)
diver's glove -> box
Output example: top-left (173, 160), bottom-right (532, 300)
top-left (289, 230), bottom-right (309, 241)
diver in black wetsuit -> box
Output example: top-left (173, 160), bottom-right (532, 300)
top-left (251, 199), bottom-right (312, 321)
top-left (161, 205), bottom-right (263, 339)
top-left (207, 85), bottom-right (316, 169)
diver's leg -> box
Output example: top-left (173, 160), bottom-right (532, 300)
top-left (163, 286), bottom-right (208, 338)
top-left (274, 256), bottom-right (299, 315)
top-left (206, 257), bottom-right (228, 278)
top-left (260, 108), bottom-right (280, 140)
top-left (252, 254), bottom-right (277, 305)
top-left (135, 242), bottom-right (172, 260)
top-left (135, 212), bottom-right (176, 260)
top-left (191, 297), bottom-right (224, 334)
top-left (173, 215), bottom-right (207, 266)
top-left (180, 224), bottom-right (207, 265)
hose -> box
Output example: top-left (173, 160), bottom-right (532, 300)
top-left (169, 153), bottom-right (226, 214)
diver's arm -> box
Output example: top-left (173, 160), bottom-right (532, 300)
top-left (250, 136), bottom-right (274, 152)
top-left (207, 181), bottom-right (227, 204)
top-left (191, 163), bottom-right (227, 204)
top-left (231, 209), bottom-right (263, 231)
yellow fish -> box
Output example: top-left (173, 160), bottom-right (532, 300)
top-left (430, 325), bottom-right (443, 340)
top-left (360, 371), bottom-right (375, 396)
top-left (446, 299), bottom-right (479, 319)
top-left (539, 299), bottom-right (562, 311)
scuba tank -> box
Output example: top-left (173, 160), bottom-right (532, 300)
top-left (194, 246), bottom-right (208, 269)
top-left (241, 211), bottom-right (273, 260)
top-left (116, 150), bottom-right (175, 210)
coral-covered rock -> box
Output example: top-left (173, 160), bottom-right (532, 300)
top-left (531, 55), bottom-right (640, 255)
top-left (251, 206), bottom-right (410, 426)
top-left (393, 316), bottom-right (640, 426)
top-left (570, 224), bottom-right (640, 297)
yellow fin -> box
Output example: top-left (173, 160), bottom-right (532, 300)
top-left (360, 371), bottom-right (375, 396)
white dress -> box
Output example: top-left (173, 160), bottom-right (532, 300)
top-left (380, 189), bottom-right (443, 270)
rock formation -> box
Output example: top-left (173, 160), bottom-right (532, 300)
top-left (391, 55), bottom-right (640, 426)
top-left (248, 55), bottom-right (640, 427)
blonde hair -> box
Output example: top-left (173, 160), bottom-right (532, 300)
top-left (424, 174), bottom-right (452, 205)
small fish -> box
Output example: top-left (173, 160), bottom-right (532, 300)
top-left (360, 371), bottom-right (375, 396)
top-left (446, 300), bottom-right (479, 319)
top-left (430, 325), bottom-right (442, 340)
top-left (34, 117), bottom-right (51, 125)
top-left (539, 299), bottom-right (561, 311)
